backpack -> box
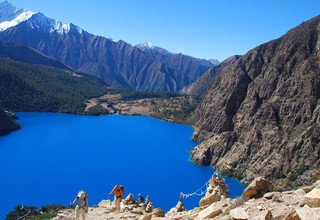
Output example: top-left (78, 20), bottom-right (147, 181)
top-left (117, 185), bottom-right (124, 197)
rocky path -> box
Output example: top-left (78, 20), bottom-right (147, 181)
top-left (52, 176), bottom-right (320, 219)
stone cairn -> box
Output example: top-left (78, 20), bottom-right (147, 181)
top-left (199, 174), bottom-right (229, 207)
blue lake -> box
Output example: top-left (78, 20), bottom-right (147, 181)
top-left (0, 112), bottom-right (245, 218)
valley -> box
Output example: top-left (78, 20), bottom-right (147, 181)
top-left (85, 93), bottom-right (199, 123)
top-left (0, 0), bottom-right (319, 219)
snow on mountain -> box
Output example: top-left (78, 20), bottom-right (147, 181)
top-left (136, 41), bottom-right (176, 55)
top-left (0, 11), bottom-right (35, 31)
top-left (0, 0), bottom-right (25, 22)
top-left (137, 41), bottom-right (155, 49)
top-left (0, 0), bottom-right (82, 34)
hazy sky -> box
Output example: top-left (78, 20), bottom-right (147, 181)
top-left (9, 0), bottom-right (320, 61)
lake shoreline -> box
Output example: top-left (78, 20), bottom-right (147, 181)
top-left (0, 113), bottom-right (246, 219)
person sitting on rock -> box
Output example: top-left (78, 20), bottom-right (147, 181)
top-left (109, 185), bottom-right (124, 211)
top-left (70, 190), bottom-right (89, 220)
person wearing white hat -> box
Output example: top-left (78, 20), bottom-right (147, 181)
top-left (70, 190), bottom-right (89, 220)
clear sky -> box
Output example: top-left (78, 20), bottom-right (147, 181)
top-left (9, 0), bottom-right (320, 61)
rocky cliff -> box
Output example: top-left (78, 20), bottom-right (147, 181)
top-left (0, 108), bottom-right (20, 135)
top-left (180, 55), bottom-right (241, 97)
top-left (190, 15), bottom-right (320, 188)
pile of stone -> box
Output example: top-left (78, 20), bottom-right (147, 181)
top-left (53, 194), bottom-right (165, 220)
top-left (53, 176), bottom-right (320, 219)
top-left (171, 177), bottom-right (320, 220)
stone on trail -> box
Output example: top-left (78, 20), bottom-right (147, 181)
top-left (138, 213), bottom-right (152, 220)
top-left (295, 205), bottom-right (320, 220)
top-left (263, 192), bottom-right (276, 200)
top-left (230, 207), bottom-right (249, 220)
top-left (199, 190), bottom-right (222, 207)
top-left (198, 199), bottom-right (230, 219)
top-left (283, 210), bottom-right (301, 220)
top-left (152, 208), bottom-right (165, 217)
top-left (303, 188), bottom-right (320, 208)
top-left (242, 177), bottom-right (272, 199)
top-left (248, 210), bottom-right (273, 220)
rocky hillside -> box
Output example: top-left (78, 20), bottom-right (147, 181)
top-left (0, 1), bottom-right (215, 93)
top-left (180, 55), bottom-right (241, 97)
top-left (0, 108), bottom-right (20, 135)
top-left (0, 41), bottom-right (71, 70)
top-left (14, 176), bottom-right (320, 219)
top-left (190, 15), bottom-right (320, 188)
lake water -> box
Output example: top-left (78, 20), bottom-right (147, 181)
top-left (0, 113), bottom-right (245, 218)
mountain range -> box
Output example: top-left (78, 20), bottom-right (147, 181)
top-left (0, 1), bottom-right (217, 93)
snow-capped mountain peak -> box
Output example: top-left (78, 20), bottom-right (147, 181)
top-left (0, 10), bottom-right (35, 31)
top-left (136, 42), bottom-right (177, 56)
top-left (0, 0), bottom-right (31, 23)
top-left (0, 1), bottom-right (82, 34)
top-left (138, 41), bottom-right (155, 49)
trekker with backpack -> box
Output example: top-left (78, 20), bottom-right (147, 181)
top-left (70, 190), bottom-right (89, 220)
top-left (109, 185), bottom-right (124, 211)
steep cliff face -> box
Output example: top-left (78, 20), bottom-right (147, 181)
top-left (0, 108), bottom-right (20, 135)
top-left (180, 55), bottom-right (241, 97)
top-left (190, 16), bottom-right (320, 187)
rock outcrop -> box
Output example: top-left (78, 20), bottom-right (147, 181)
top-left (12, 178), bottom-right (320, 220)
top-left (0, 108), bottom-right (20, 135)
top-left (173, 178), bottom-right (320, 219)
top-left (180, 55), bottom-right (241, 97)
top-left (242, 177), bottom-right (272, 199)
top-left (190, 15), bottom-right (320, 187)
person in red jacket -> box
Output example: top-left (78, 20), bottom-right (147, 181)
top-left (109, 185), bottom-right (124, 211)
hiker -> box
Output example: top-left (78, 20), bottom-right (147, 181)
top-left (109, 185), bottom-right (124, 211)
top-left (138, 193), bottom-right (144, 204)
top-left (70, 190), bottom-right (89, 220)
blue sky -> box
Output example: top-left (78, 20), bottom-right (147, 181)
top-left (10, 0), bottom-right (320, 61)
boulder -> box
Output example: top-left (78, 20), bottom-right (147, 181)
top-left (303, 188), bottom-right (320, 208)
top-left (263, 192), bottom-right (274, 200)
top-left (248, 210), bottom-right (273, 220)
top-left (295, 205), bottom-right (320, 220)
top-left (199, 191), bottom-right (222, 207)
top-left (242, 177), bottom-right (272, 199)
top-left (301, 185), bottom-right (314, 193)
top-left (138, 213), bottom-right (152, 220)
top-left (98, 200), bottom-right (113, 209)
top-left (198, 199), bottom-right (230, 219)
top-left (283, 210), bottom-right (301, 220)
top-left (152, 208), bottom-right (165, 217)
top-left (230, 207), bottom-right (249, 220)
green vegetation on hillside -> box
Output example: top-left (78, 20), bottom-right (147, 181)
top-left (6, 204), bottom-right (65, 220)
top-left (0, 59), bottom-right (106, 113)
